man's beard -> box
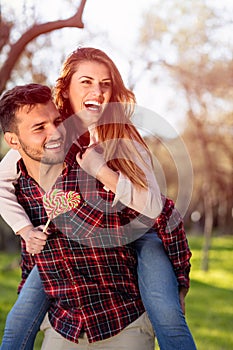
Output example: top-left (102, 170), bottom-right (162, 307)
top-left (20, 140), bottom-right (65, 165)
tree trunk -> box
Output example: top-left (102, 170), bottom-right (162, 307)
top-left (201, 183), bottom-right (213, 271)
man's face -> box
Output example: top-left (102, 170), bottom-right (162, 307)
top-left (10, 100), bottom-right (66, 165)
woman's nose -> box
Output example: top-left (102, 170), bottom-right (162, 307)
top-left (92, 83), bottom-right (103, 96)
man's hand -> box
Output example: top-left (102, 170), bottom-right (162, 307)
top-left (17, 224), bottom-right (48, 254)
top-left (179, 286), bottom-right (189, 314)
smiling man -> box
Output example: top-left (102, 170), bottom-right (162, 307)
top-left (0, 83), bottom-right (155, 349)
top-left (2, 84), bottom-right (66, 193)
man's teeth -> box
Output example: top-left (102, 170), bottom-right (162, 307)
top-left (45, 142), bottom-right (62, 149)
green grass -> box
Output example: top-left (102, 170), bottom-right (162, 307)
top-left (0, 235), bottom-right (232, 349)
top-left (185, 235), bottom-right (233, 350)
top-left (0, 254), bottom-right (44, 349)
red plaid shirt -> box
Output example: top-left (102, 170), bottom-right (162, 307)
top-left (15, 145), bottom-right (146, 344)
top-left (15, 143), bottom-right (191, 343)
top-left (153, 195), bottom-right (192, 289)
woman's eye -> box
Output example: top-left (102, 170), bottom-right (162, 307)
top-left (55, 118), bottom-right (63, 126)
top-left (81, 80), bottom-right (91, 85)
top-left (102, 82), bottom-right (111, 88)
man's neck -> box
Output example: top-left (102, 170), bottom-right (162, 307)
top-left (23, 159), bottom-right (64, 192)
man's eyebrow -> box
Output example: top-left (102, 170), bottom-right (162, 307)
top-left (31, 121), bottom-right (45, 128)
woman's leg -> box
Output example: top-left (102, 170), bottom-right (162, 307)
top-left (0, 265), bottom-right (50, 350)
top-left (133, 232), bottom-right (197, 350)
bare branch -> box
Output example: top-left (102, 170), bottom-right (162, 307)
top-left (0, 0), bottom-right (87, 94)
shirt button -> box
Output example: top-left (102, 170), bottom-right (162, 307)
top-left (83, 202), bottom-right (87, 206)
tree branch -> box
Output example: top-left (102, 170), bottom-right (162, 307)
top-left (0, 0), bottom-right (87, 94)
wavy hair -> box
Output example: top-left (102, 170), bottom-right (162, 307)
top-left (54, 47), bottom-right (152, 188)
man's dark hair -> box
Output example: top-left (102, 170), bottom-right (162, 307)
top-left (0, 83), bottom-right (52, 133)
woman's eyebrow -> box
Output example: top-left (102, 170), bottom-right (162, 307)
top-left (79, 76), bottom-right (111, 81)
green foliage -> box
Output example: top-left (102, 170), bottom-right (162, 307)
top-left (0, 236), bottom-right (232, 349)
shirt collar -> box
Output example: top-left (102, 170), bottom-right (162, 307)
top-left (17, 158), bottom-right (27, 177)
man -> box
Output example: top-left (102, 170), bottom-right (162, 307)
top-left (0, 83), bottom-right (155, 349)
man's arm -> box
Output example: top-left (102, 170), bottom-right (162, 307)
top-left (154, 196), bottom-right (192, 290)
top-left (154, 196), bottom-right (192, 314)
top-left (19, 225), bottom-right (48, 254)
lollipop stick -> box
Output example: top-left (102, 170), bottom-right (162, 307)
top-left (43, 218), bottom-right (51, 233)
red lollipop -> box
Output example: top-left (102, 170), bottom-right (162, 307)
top-left (43, 189), bottom-right (81, 231)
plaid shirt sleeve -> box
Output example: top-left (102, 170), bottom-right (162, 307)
top-left (154, 195), bottom-right (192, 289)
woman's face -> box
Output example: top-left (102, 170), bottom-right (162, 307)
top-left (65, 60), bottom-right (112, 130)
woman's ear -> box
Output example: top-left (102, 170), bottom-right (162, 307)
top-left (4, 132), bottom-right (20, 150)
top-left (62, 90), bottom-right (69, 98)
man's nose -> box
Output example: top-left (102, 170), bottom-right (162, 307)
top-left (47, 124), bottom-right (63, 138)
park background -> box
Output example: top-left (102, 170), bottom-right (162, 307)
top-left (0, 0), bottom-right (232, 349)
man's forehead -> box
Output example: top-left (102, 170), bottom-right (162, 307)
top-left (16, 101), bottom-right (59, 119)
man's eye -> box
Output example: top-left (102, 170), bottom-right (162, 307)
top-left (35, 126), bottom-right (45, 131)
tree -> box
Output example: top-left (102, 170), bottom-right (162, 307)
top-left (0, 0), bottom-right (87, 94)
top-left (136, 0), bottom-right (233, 270)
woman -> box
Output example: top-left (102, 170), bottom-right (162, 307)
top-left (0, 47), bottom-right (196, 349)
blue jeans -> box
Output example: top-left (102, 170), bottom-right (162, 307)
top-left (133, 231), bottom-right (197, 350)
top-left (0, 265), bottom-right (49, 350)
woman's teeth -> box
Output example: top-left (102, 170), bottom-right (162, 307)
top-left (84, 101), bottom-right (101, 111)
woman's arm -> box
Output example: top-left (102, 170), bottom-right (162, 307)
top-left (76, 145), bottom-right (162, 219)
top-left (0, 149), bottom-right (32, 232)
top-left (111, 157), bottom-right (162, 219)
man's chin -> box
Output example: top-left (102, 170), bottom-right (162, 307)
top-left (40, 156), bottom-right (65, 165)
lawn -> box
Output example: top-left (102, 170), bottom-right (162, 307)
top-left (186, 235), bottom-right (233, 350)
top-left (0, 235), bottom-right (232, 349)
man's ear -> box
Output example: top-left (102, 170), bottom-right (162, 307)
top-left (4, 132), bottom-right (20, 150)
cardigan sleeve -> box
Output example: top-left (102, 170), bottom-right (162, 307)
top-left (0, 149), bottom-right (32, 233)
top-left (112, 143), bottom-right (162, 220)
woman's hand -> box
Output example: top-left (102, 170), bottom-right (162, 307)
top-left (76, 145), bottom-right (106, 179)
